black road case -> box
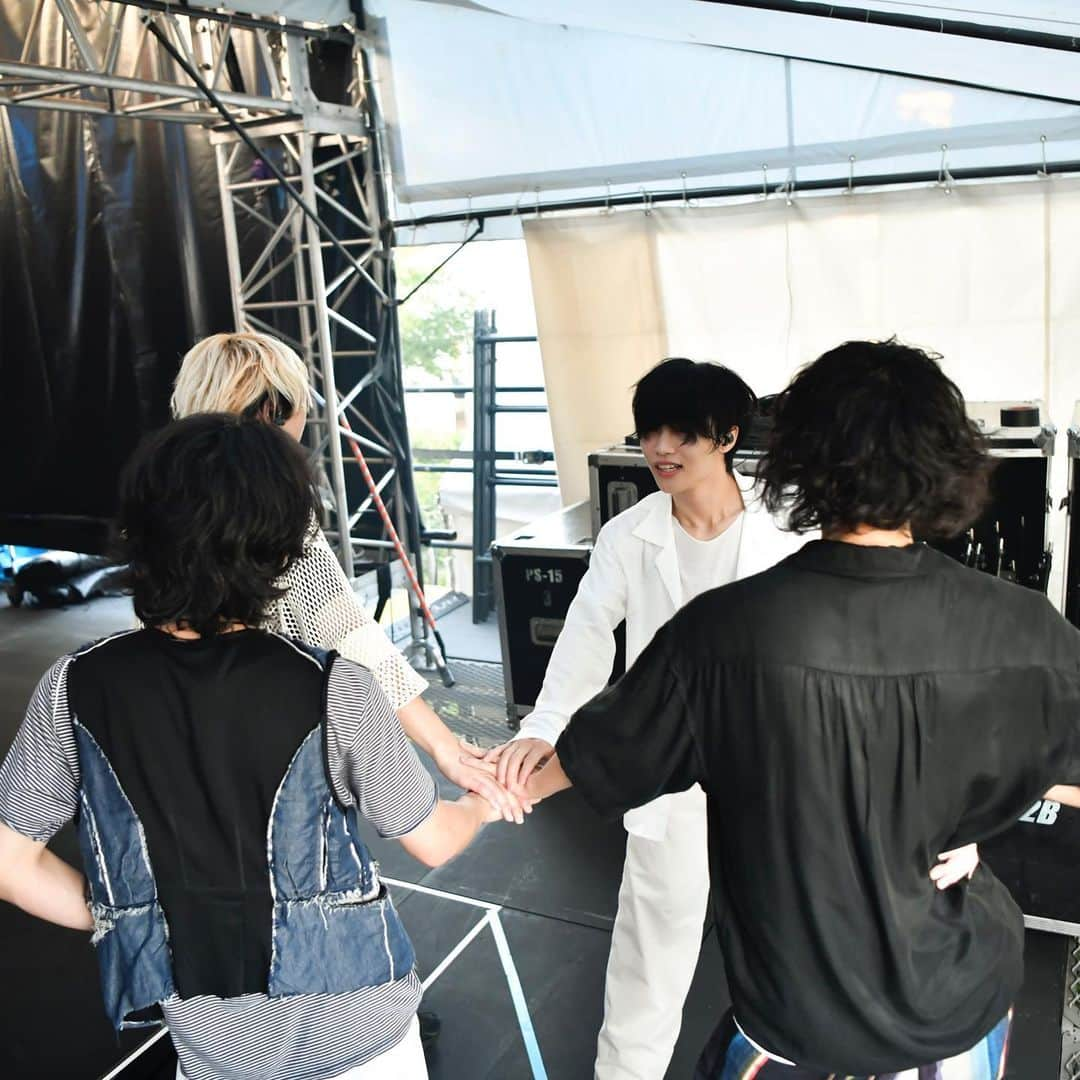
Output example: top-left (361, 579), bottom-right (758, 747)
top-left (930, 400), bottom-right (1054, 593)
top-left (492, 501), bottom-right (624, 724)
top-left (587, 444), bottom-right (658, 539)
top-left (988, 403), bottom-right (1080, 938)
top-left (935, 401), bottom-right (1080, 936)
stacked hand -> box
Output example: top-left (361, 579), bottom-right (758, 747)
top-left (458, 791), bottom-right (511, 826)
top-left (435, 737), bottom-right (534, 825)
top-left (481, 738), bottom-right (554, 799)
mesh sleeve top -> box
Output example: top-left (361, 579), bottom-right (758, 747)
top-left (267, 523), bottom-right (428, 710)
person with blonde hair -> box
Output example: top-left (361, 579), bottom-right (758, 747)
top-left (171, 333), bottom-right (521, 826)
top-left (171, 332), bottom-right (315, 441)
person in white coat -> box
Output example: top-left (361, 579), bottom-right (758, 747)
top-left (486, 357), bottom-right (978, 1080)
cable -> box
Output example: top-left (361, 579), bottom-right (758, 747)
top-left (341, 414), bottom-right (455, 685)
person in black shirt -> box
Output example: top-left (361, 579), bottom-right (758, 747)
top-left (526, 339), bottom-right (1080, 1078)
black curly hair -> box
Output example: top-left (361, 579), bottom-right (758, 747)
top-left (632, 358), bottom-right (757, 472)
top-left (117, 413), bottom-right (319, 637)
top-left (759, 339), bottom-right (993, 538)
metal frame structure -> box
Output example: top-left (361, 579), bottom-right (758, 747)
top-left (1, 1), bottom-right (359, 129)
top-left (211, 118), bottom-right (387, 586)
top-left (399, 311), bottom-right (556, 622)
top-left (470, 311), bottom-right (555, 622)
top-left (0, 0), bottom-right (437, 664)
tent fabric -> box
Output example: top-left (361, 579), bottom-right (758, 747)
top-left (522, 176), bottom-right (1080, 602)
top-left (444, 1), bottom-right (1080, 102)
top-left (367, 0), bottom-right (1080, 238)
top-left (0, 3), bottom-right (251, 553)
top-left (520, 211), bottom-right (668, 506)
top-left (0, 0), bottom-right (236, 553)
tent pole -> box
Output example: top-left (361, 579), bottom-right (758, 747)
top-left (695, 2), bottom-right (1080, 55)
top-left (394, 159), bottom-right (1080, 230)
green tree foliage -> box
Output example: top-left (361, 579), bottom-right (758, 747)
top-left (396, 262), bottom-right (475, 380)
top-left (394, 250), bottom-right (479, 589)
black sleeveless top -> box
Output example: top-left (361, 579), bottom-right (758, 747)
top-left (68, 629), bottom-right (326, 999)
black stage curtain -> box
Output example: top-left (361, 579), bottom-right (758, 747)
top-left (0, 3), bottom-right (233, 554)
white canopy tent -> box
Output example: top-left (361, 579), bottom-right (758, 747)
top-left (351, 0), bottom-right (1080, 241)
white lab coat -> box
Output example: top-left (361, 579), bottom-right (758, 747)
top-left (516, 468), bottom-right (809, 840)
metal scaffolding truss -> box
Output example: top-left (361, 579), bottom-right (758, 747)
top-left (0, 0), bottom-right (365, 133)
top-left (0, 1), bottom-right (439, 666)
top-left (212, 121), bottom-right (406, 587)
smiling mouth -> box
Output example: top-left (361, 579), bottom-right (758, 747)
top-left (654, 463), bottom-right (682, 475)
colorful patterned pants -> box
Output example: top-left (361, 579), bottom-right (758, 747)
top-left (694, 1010), bottom-right (1012, 1080)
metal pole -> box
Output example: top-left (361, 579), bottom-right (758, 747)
top-left (0, 57), bottom-right (297, 113)
top-left (300, 131), bottom-right (355, 578)
top-left (291, 164), bottom-right (319, 453)
top-left (214, 143), bottom-right (245, 329)
top-left (697, 0), bottom-right (1080, 54)
top-left (110, 0), bottom-right (355, 42)
top-left (394, 159), bottom-right (1080, 230)
top-left (143, 20), bottom-right (382, 299)
top-left (472, 309), bottom-right (497, 623)
top-left (359, 41), bottom-right (433, 660)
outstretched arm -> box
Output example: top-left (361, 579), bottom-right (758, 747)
top-left (398, 696), bottom-right (528, 823)
top-left (276, 526), bottom-right (525, 819)
top-left (524, 755), bottom-right (574, 804)
top-left (398, 794), bottom-right (502, 868)
top-left (543, 620), bottom-right (702, 819)
top-left (486, 526), bottom-right (630, 793)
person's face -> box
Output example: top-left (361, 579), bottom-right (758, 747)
top-left (640, 425), bottom-right (735, 495)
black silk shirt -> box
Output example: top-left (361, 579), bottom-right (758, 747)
top-left (557, 540), bottom-right (1080, 1073)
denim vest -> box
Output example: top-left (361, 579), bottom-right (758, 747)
top-left (70, 634), bottom-right (415, 1029)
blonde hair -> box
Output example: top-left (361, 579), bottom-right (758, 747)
top-left (171, 332), bottom-right (311, 423)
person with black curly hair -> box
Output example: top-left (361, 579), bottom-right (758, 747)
top-left (758, 338), bottom-right (995, 540)
top-left (524, 340), bottom-right (1080, 1078)
top-left (488, 353), bottom-right (977, 1080)
top-left (0, 415), bottom-right (507, 1080)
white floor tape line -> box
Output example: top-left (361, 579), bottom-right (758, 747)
top-left (489, 910), bottom-right (549, 1080)
top-left (382, 875), bottom-right (501, 910)
top-left (422, 911), bottom-right (493, 991)
top-left (383, 877), bottom-right (549, 1079)
top-left (98, 1026), bottom-right (170, 1080)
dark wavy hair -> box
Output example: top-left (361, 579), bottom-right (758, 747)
top-left (760, 339), bottom-right (993, 538)
top-left (632, 358), bottom-right (757, 472)
top-left (117, 413), bottom-right (319, 637)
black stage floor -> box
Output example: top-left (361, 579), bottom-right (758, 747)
top-left (0, 596), bottom-right (1071, 1079)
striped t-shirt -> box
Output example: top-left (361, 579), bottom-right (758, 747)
top-left (0, 629), bottom-right (439, 1080)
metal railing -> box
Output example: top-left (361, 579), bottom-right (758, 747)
top-left (404, 310), bottom-right (557, 620)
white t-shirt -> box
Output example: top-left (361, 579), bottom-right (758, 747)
top-left (673, 512), bottom-right (744, 602)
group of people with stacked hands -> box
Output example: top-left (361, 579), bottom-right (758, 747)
top-left (1, 329), bottom-right (1079, 1080)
